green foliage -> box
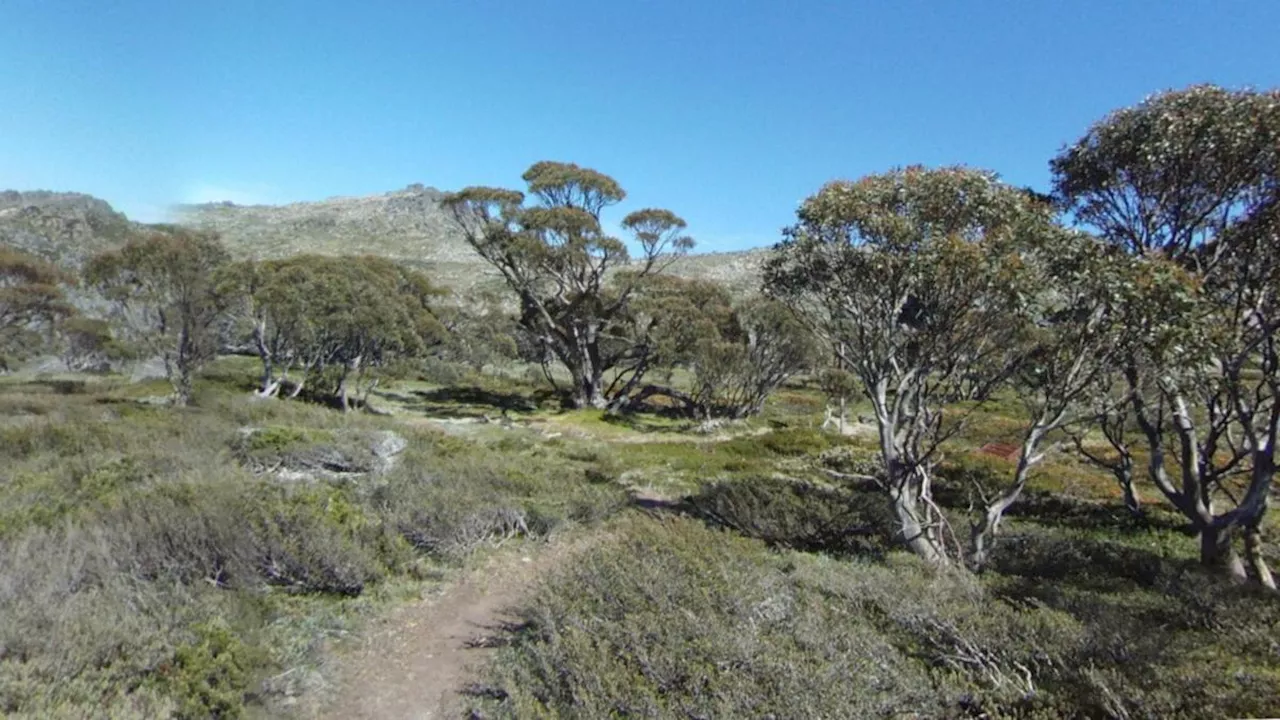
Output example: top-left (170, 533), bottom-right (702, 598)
top-left (0, 246), bottom-right (74, 370)
top-left (468, 517), bottom-right (1057, 718)
top-left (688, 476), bottom-right (892, 555)
top-left (443, 161), bottom-right (694, 408)
top-left (1052, 84), bottom-right (1280, 260)
top-left (0, 375), bottom-right (628, 716)
top-left (725, 426), bottom-right (837, 457)
top-left (86, 226), bottom-right (234, 405)
top-left (765, 165), bottom-right (1056, 563)
top-left (162, 619), bottom-right (264, 719)
top-left (60, 316), bottom-right (136, 372)
top-left (222, 254), bottom-right (448, 408)
top-left (1053, 84), bottom-right (1280, 573)
top-left (473, 515), bottom-right (1280, 720)
top-left (435, 289), bottom-right (520, 372)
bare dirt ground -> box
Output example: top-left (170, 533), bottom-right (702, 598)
top-left (303, 534), bottom-right (592, 720)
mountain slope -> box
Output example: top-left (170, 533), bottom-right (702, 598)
top-left (176, 184), bottom-right (767, 293)
top-left (0, 191), bottom-right (138, 268)
top-left (0, 186), bottom-right (767, 294)
top-left (175, 184), bottom-right (474, 264)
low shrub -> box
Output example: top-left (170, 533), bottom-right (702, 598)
top-left (468, 517), bottom-right (1077, 718)
top-left (159, 619), bottom-right (266, 720)
top-left (469, 516), bottom-right (1280, 720)
top-left (687, 476), bottom-right (891, 555)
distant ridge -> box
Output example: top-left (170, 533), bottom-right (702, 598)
top-left (174, 184), bottom-right (768, 293)
top-left (0, 186), bottom-right (767, 294)
top-left (174, 184), bottom-right (475, 264)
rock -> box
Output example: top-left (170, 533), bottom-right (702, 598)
top-left (130, 357), bottom-right (168, 381)
top-left (235, 426), bottom-right (408, 483)
top-left (369, 430), bottom-right (408, 474)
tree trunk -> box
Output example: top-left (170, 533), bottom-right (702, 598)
top-left (173, 364), bottom-right (193, 407)
top-left (569, 371), bottom-right (607, 409)
top-left (889, 465), bottom-right (948, 565)
top-left (1116, 455), bottom-right (1143, 519)
top-left (969, 432), bottom-right (1041, 571)
top-left (338, 368), bottom-right (352, 412)
top-left (1199, 523), bottom-right (1248, 582)
top-left (969, 494), bottom-right (1017, 571)
top-left (1244, 523), bottom-right (1276, 590)
top-left (253, 320), bottom-right (274, 395)
top-left (259, 356), bottom-right (274, 395)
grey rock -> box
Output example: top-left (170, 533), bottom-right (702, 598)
top-left (236, 426), bottom-right (408, 483)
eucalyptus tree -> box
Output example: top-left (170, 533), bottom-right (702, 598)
top-left (0, 246), bottom-right (73, 370)
top-left (86, 226), bottom-right (232, 405)
top-left (1053, 85), bottom-right (1280, 583)
top-left (608, 276), bottom-right (815, 419)
top-left (684, 298), bottom-right (819, 419)
top-left (967, 231), bottom-right (1137, 568)
top-left (766, 167), bottom-right (1046, 564)
top-left (442, 161), bottom-right (694, 409)
top-left (602, 273), bottom-right (736, 412)
top-left (223, 254), bottom-right (446, 410)
top-left (435, 288), bottom-right (519, 373)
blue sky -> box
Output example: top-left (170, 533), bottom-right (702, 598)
top-left (2, 1), bottom-right (1278, 252)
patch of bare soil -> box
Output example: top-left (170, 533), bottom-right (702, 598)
top-left (301, 535), bottom-right (591, 720)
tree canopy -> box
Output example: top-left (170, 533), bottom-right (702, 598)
top-left (1053, 85), bottom-right (1280, 584)
top-left (443, 161), bottom-right (693, 409)
top-left (221, 254), bottom-right (447, 410)
top-left (766, 166), bottom-right (1063, 564)
top-left (86, 226), bottom-right (232, 405)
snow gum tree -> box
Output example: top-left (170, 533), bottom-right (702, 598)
top-left (1053, 85), bottom-right (1280, 584)
top-left (765, 166), bottom-right (1047, 564)
top-left (442, 162), bottom-right (693, 409)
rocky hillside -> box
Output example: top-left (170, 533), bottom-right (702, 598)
top-left (0, 191), bottom-right (138, 268)
top-left (175, 184), bottom-right (476, 264)
top-left (0, 186), bottom-right (767, 294)
top-left (176, 184), bottom-right (766, 293)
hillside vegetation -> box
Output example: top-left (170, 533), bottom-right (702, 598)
top-left (2, 84), bottom-right (1279, 718)
top-left (0, 191), bottom-right (139, 268)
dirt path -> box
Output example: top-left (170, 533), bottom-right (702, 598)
top-left (307, 536), bottom-right (587, 720)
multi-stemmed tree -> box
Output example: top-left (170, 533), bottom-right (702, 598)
top-left (221, 254), bottom-right (446, 411)
top-left (766, 167), bottom-right (1046, 564)
top-left (1052, 85), bottom-right (1280, 583)
top-left (86, 226), bottom-right (232, 406)
top-left (443, 162), bottom-right (693, 409)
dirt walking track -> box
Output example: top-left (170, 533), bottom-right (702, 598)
top-left (307, 536), bottom-right (587, 720)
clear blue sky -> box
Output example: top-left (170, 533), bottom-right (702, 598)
top-left (3, 1), bottom-right (1278, 252)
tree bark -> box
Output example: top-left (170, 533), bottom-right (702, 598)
top-left (1244, 523), bottom-right (1276, 590)
top-left (568, 369), bottom-right (607, 409)
top-left (1199, 523), bottom-right (1248, 582)
top-left (969, 429), bottom-right (1043, 570)
top-left (890, 465), bottom-right (947, 565)
top-left (1116, 455), bottom-right (1143, 519)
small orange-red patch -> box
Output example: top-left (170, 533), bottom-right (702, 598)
top-left (977, 442), bottom-right (1021, 462)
